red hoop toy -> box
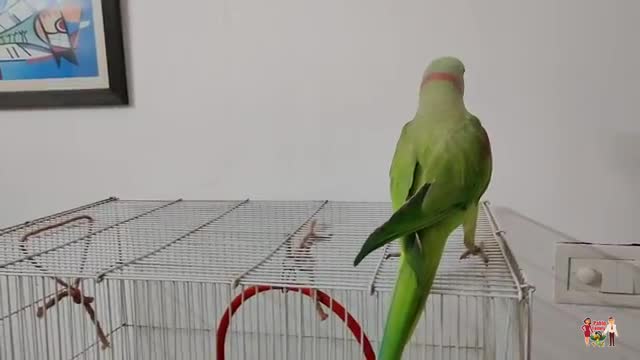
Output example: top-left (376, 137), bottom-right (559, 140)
top-left (216, 285), bottom-right (376, 360)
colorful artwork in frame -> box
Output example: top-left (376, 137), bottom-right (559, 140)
top-left (0, 0), bottom-right (128, 108)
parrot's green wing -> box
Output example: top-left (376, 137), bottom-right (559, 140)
top-left (353, 182), bottom-right (466, 267)
top-left (353, 121), bottom-right (429, 267)
top-left (352, 121), bottom-right (425, 268)
top-left (388, 122), bottom-right (418, 210)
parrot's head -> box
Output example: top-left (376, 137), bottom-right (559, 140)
top-left (420, 56), bottom-right (466, 95)
top-left (425, 56), bottom-right (466, 76)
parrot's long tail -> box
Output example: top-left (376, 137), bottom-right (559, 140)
top-left (377, 259), bottom-right (432, 359)
top-left (377, 229), bottom-right (449, 360)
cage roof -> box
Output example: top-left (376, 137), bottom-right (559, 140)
top-left (0, 198), bottom-right (528, 299)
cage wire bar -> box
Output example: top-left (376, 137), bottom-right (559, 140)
top-left (0, 197), bottom-right (534, 360)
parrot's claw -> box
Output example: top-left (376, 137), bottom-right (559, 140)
top-left (459, 244), bottom-right (489, 265)
top-left (385, 251), bottom-right (401, 259)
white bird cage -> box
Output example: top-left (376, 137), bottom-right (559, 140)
top-left (0, 197), bottom-right (534, 360)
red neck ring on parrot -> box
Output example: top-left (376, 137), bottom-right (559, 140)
top-left (421, 72), bottom-right (463, 93)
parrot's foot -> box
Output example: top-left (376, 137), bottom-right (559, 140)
top-left (459, 243), bottom-right (489, 265)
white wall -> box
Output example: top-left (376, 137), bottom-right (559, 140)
top-left (0, 0), bottom-right (639, 358)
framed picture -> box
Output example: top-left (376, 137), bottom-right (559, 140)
top-left (0, 0), bottom-right (128, 109)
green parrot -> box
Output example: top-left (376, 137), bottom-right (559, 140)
top-left (353, 56), bottom-right (492, 359)
top-left (590, 331), bottom-right (606, 347)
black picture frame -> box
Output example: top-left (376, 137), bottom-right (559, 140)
top-left (0, 0), bottom-right (129, 109)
